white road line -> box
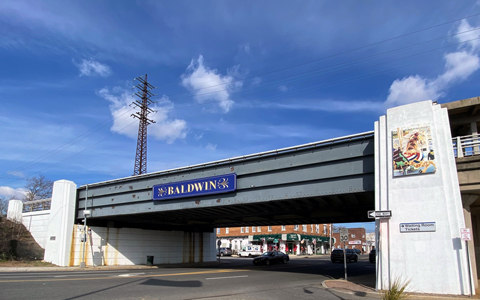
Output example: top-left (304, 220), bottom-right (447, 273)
top-left (117, 273), bottom-right (146, 277)
top-left (206, 275), bottom-right (249, 280)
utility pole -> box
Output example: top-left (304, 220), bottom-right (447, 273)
top-left (131, 74), bottom-right (156, 176)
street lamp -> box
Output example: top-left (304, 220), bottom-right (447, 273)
top-left (80, 185), bottom-right (90, 268)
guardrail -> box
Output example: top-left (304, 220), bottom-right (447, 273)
top-left (453, 134), bottom-right (480, 158)
top-left (22, 198), bottom-right (51, 212)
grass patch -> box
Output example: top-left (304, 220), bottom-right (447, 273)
top-left (0, 260), bottom-right (56, 267)
top-left (380, 277), bottom-right (411, 300)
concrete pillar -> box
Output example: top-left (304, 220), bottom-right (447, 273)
top-left (7, 200), bottom-right (23, 223)
top-left (463, 194), bottom-right (480, 289)
top-left (471, 122), bottom-right (480, 155)
top-left (375, 101), bottom-right (470, 295)
top-left (43, 180), bottom-right (77, 267)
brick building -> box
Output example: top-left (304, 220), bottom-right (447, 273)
top-left (216, 224), bottom-right (333, 255)
top-left (331, 227), bottom-right (367, 253)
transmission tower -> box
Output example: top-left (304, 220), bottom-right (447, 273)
top-left (131, 74), bottom-right (156, 176)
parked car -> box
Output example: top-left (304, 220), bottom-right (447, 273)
top-left (217, 247), bottom-right (232, 256)
top-left (253, 251), bottom-right (289, 265)
top-left (330, 249), bottom-right (358, 263)
top-left (369, 249), bottom-right (376, 263)
top-left (353, 249), bottom-right (361, 255)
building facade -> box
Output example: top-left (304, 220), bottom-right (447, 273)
top-left (331, 227), bottom-right (367, 253)
top-left (216, 224), bottom-right (332, 255)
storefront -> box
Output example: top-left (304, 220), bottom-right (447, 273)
top-left (299, 235), bottom-right (330, 255)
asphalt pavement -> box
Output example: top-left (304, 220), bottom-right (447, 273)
top-left (0, 255), bottom-right (477, 299)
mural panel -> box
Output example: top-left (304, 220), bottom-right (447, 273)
top-left (392, 125), bottom-right (436, 177)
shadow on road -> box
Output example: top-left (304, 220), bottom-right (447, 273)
top-left (141, 278), bottom-right (202, 287)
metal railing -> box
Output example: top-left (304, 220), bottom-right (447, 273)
top-left (22, 198), bottom-right (51, 212)
top-left (453, 134), bottom-right (480, 158)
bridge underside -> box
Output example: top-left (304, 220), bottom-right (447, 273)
top-left (87, 191), bottom-right (374, 231)
top-left (79, 133), bottom-right (375, 232)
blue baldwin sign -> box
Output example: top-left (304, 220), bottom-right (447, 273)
top-left (152, 173), bottom-right (237, 201)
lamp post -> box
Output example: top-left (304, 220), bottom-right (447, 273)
top-left (329, 224), bottom-right (332, 253)
top-left (80, 185), bottom-right (90, 268)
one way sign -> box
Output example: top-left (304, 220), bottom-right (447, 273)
top-left (368, 210), bottom-right (392, 219)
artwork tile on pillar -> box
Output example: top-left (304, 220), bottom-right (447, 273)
top-left (392, 124), bottom-right (436, 177)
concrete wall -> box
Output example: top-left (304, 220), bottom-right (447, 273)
top-left (22, 211), bottom-right (51, 249)
top-left (375, 100), bottom-right (472, 295)
top-left (69, 225), bottom-right (216, 266)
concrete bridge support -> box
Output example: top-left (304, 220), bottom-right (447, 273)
top-left (375, 100), bottom-right (472, 295)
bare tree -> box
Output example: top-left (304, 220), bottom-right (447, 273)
top-left (0, 196), bottom-right (7, 217)
top-left (23, 175), bottom-right (53, 202)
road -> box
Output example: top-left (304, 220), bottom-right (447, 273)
top-left (0, 255), bottom-right (376, 300)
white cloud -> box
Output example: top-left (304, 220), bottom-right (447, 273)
top-left (252, 77), bottom-right (262, 86)
top-left (239, 43), bottom-right (251, 54)
top-left (97, 87), bottom-right (187, 144)
top-left (206, 143), bottom-right (217, 151)
top-left (7, 171), bottom-right (25, 178)
top-left (277, 99), bottom-right (382, 113)
top-left (384, 19), bottom-right (480, 109)
top-left (74, 59), bottom-right (112, 77)
top-left (181, 55), bottom-right (241, 113)
top-left (384, 75), bottom-right (441, 108)
top-left (455, 19), bottom-right (480, 52)
top-left (279, 85), bottom-right (288, 92)
top-left (434, 51), bottom-right (480, 86)
top-left (0, 186), bottom-right (27, 200)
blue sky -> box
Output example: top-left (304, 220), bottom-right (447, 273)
top-left (2, 1), bottom-right (480, 231)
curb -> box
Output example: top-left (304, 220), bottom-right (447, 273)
top-left (322, 279), bottom-right (477, 300)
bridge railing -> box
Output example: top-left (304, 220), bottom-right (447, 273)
top-left (22, 198), bottom-right (51, 212)
top-left (453, 135), bottom-right (480, 158)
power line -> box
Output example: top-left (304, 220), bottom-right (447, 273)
top-left (2, 18), bottom-right (480, 183)
top-left (157, 13), bottom-right (480, 97)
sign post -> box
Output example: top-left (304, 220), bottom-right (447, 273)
top-left (217, 240), bottom-right (221, 262)
top-left (461, 228), bottom-right (473, 297)
top-left (340, 228), bottom-right (348, 280)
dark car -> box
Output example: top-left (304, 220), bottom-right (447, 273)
top-left (369, 249), bottom-right (376, 263)
top-left (353, 249), bottom-right (361, 255)
top-left (253, 251), bottom-right (289, 265)
top-left (217, 247), bottom-right (232, 256)
top-left (330, 249), bottom-right (358, 263)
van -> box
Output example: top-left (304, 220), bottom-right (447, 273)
top-left (238, 245), bottom-right (263, 257)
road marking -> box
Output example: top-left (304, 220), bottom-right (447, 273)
top-left (117, 273), bottom-right (145, 277)
top-left (0, 270), bottom-right (125, 278)
top-left (0, 270), bottom-right (139, 279)
top-left (206, 275), bottom-right (248, 280)
top-left (0, 269), bottom-right (247, 283)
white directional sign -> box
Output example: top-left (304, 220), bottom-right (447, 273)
top-left (368, 210), bottom-right (392, 219)
top-left (340, 228), bottom-right (349, 243)
top-left (400, 222), bottom-right (436, 233)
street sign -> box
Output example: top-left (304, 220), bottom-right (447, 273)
top-left (368, 210), bottom-right (392, 219)
top-left (461, 228), bottom-right (472, 241)
top-left (340, 228), bottom-right (349, 243)
top-left (399, 222), bottom-right (436, 232)
top-left (348, 240), bottom-right (361, 245)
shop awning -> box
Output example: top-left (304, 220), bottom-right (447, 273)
top-left (282, 233), bottom-right (301, 241)
top-left (249, 234), bottom-right (282, 242)
top-left (300, 235), bottom-right (330, 243)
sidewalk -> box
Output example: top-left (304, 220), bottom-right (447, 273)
top-left (0, 261), bottom-right (222, 272)
top-left (323, 279), bottom-right (480, 300)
